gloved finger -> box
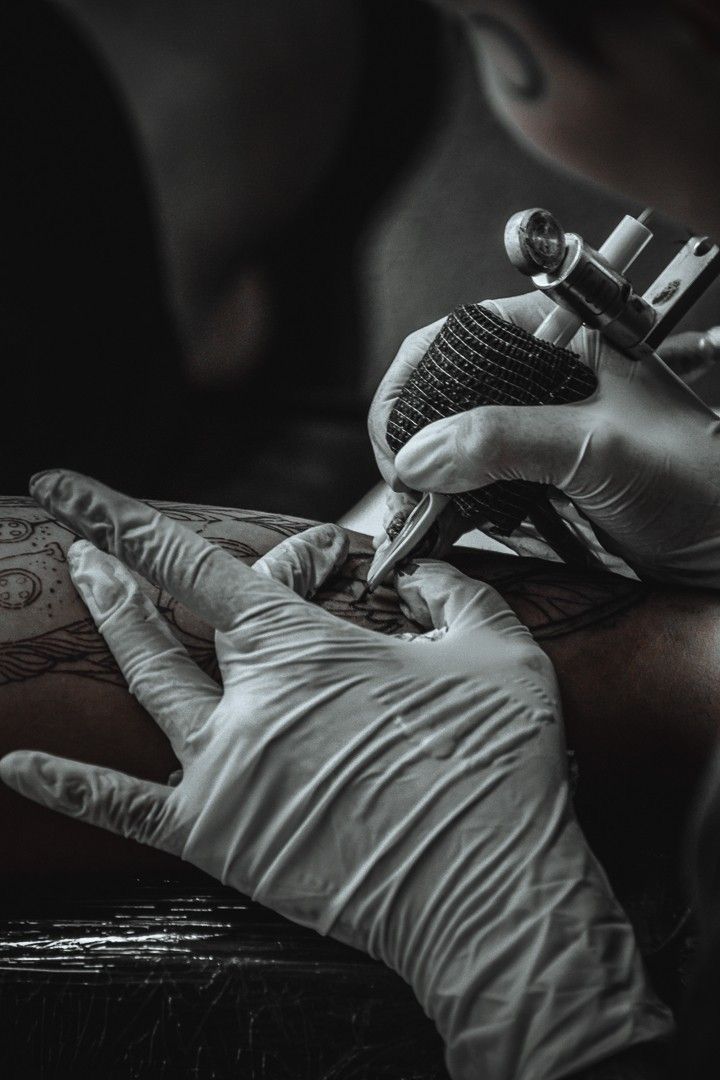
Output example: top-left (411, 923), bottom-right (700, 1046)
top-left (395, 559), bottom-right (531, 640)
top-left (486, 296), bottom-right (622, 383)
top-left (29, 470), bottom-right (312, 635)
top-left (373, 491), bottom-right (421, 550)
top-left (67, 540), bottom-right (222, 759)
top-left (393, 402), bottom-right (584, 493)
top-left (368, 317), bottom-right (447, 489)
top-left (393, 627), bottom-right (449, 644)
top-left (0, 750), bottom-right (183, 853)
top-left (488, 298), bottom-right (634, 385)
top-left (658, 328), bottom-right (720, 386)
top-left (252, 524), bottom-right (349, 597)
top-left (367, 498), bottom-right (471, 588)
top-left (481, 291), bottom-right (558, 334)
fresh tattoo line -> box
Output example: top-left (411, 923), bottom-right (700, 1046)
top-left (458, 553), bottom-right (647, 641)
top-left (0, 499), bottom-right (647, 686)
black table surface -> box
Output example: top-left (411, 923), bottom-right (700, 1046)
top-left (0, 877), bottom-right (448, 1080)
top-left (0, 836), bottom-right (696, 1080)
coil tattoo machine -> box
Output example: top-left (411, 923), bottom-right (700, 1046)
top-left (366, 207), bottom-right (720, 590)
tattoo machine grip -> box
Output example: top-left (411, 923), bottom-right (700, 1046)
top-left (385, 304), bottom-right (596, 536)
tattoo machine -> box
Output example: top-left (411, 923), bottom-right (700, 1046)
top-left (366, 208), bottom-right (720, 591)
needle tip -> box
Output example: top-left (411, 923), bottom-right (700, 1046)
top-left (357, 584), bottom-right (370, 603)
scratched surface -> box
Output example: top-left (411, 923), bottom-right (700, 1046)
top-left (0, 879), bottom-right (449, 1080)
top-left (0, 859), bottom-right (698, 1079)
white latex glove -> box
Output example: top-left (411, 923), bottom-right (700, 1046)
top-left (0, 470), bottom-right (673, 1080)
top-left (369, 294), bottom-right (720, 587)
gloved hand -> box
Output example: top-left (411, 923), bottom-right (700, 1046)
top-left (0, 470), bottom-right (672, 1080)
top-left (369, 294), bottom-right (720, 587)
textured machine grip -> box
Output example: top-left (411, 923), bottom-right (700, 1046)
top-left (386, 304), bottom-right (597, 535)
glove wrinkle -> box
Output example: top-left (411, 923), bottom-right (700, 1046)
top-left (8, 475), bottom-right (674, 1080)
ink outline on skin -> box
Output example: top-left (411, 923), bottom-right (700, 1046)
top-left (0, 569), bottom-right (42, 611)
top-left (0, 501), bottom-right (417, 684)
top-left (0, 518), bottom-right (33, 543)
top-left (0, 498), bottom-right (647, 685)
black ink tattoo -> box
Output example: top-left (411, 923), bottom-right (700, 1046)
top-left (316, 554), bottom-right (417, 636)
top-left (0, 500), bottom-right (648, 687)
top-left (0, 569), bottom-right (41, 611)
top-left (148, 502), bottom-right (315, 538)
top-left (470, 14), bottom-right (546, 102)
top-left (0, 618), bottom-right (119, 684)
top-left (0, 518), bottom-right (33, 543)
top-left (478, 562), bottom-right (644, 641)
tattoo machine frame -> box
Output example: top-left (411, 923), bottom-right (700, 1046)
top-left (367, 208), bottom-right (720, 590)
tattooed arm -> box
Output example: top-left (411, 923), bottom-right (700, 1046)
top-left (0, 495), bottom-right (716, 886)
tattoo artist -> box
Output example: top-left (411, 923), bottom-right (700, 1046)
top-left (367, 2), bottom-right (720, 1076)
top-left (0, 3), bottom-right (718, 1079)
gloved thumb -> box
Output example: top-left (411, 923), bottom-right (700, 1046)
top-left (253, 523), bottom-right (349, 598)
top-left (395, 560), bottom-right (531, 641)
top-left (0, 750), bottom-right (181, 851)
top-left (372, 490), bottom-right (420, 551)
top-left (394, 403), bottom-right (583, 493)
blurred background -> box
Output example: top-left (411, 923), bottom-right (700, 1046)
top-left (4, 0), bottom-right (720, 520)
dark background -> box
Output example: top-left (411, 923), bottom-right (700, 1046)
top-left (4, 0), bottom-right (719, 520)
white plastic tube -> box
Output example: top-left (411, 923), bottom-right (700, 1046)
top-left (536, 215), bottom-right (653, 347)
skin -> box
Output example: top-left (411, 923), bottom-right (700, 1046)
top-left (6, 12), bottom-right (718, 1071)
top-left (0, 497), bottom-right (716, 907)
top-left (447, 0), bottom-right (720, 240)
